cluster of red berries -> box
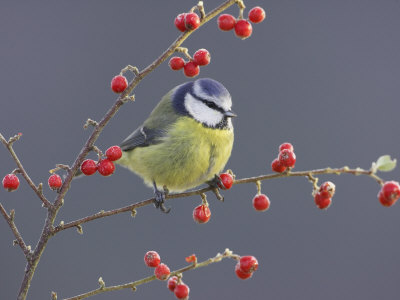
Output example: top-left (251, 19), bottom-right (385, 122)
top-left (174, 12), bottom-right (200, 32)
top-left (111, 75), bottom-right (128, 93)
top-left (314, 181), bottom-right (335, 210)
top-left (167, 276), bottom-right (190, 299)
top-left (169, 49), bottom-right (211, 78)
top-left (144, 250), bottom-right (190, 299)
top-left (271, 142), bottom-right (296, 172)
top-left (235, 255), bottom-right (258, 280)
top-left (218, 6), bottom-right (265, 39)
top-left (80, 146), bottom-right (122, 177)
top-left (378, 181), bottom-right (400, 207)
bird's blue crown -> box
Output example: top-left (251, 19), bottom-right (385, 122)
top-left (172, 78), bottom-right (232, 115)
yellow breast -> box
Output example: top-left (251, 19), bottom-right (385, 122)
top-left (120, 117), bottom-right (234, 192)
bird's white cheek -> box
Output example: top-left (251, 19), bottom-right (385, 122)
top-left (184, 94), bottom-right (224, 127)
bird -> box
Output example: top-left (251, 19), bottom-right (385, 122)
top-left (117, 78), bottom-right (236, 212)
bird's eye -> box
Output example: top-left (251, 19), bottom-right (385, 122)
top-left (203, 100), bottom-right (220, 111)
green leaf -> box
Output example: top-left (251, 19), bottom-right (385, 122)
top-left (372, 155), bottom-right (397, 172)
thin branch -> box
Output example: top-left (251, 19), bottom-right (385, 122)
top-left (0, 133), bottom-right (52, 208)
top-left (63, 249), bottom-right (239, 300)
top-left (53, 166), bottom-right (384, 233)
top-left (0, 203), bottom-right (31, 260)
top-left (15, 1), bottom-right (241, 299)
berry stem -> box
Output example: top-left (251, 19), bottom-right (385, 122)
top-left (0, 133), bottom-right (51, 208)
top-left (256, 180), bottom-right (262, 195)
top-left (120, 65), bottom-right (140, 77)
top-left (236, 0), bottom-right (245, 19)
top-left (62, 249), bottom-right (239, 300)
top-left (0, 203), bottom-right (32, 260)
top-left (175, 47), bottom-right (193, 60)
top-left (52, 165), bottom-right (386, 234)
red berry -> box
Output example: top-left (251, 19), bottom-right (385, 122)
top-left (105, 145), bottom-right (122, 161)
top-left (97, 159), bottom-right (115, 176)
top-left (144, 251), bottom-right (161, 268)
top-left (378, 181), bottom-right (400, 207)
top-left (184, 12), bottom-right (200, 30)
top-left (193, 49), bottom-right (211, 66)
top-left (279, 142), bottom-right (294, 152)
top-left (154, 263), bottom-right (170, 280)
top-left (252, 194), bottom-right (270, 211)
top-left (248, 6), bottom-right (266, 23)
top-left (111, 75), bottom-right (128, 93)
top-left (218, 173), bottom-right (233, 190)
top-left (174, 283), bottom-right (190, 299)
top-left (218, 14), bottom-right (236, 31)
top-left (167, 276), bottom-right (179, 292)
top-left (378, 191), bottom-right (395, 207)
top-left (381, 181), bottom-right (400, 201)
top-left (271, 158), bottom-right (286, 173)
top-left (80, 159), bottom-right (98, 176)
top-left (169, 57), bottom-right (186, 70)
top-left (183, 61), bottom-right (200, 77)
top-left (175, 13), bottom-right (187, 32)
top-left (193, 204), bottom-right (211, 224)
top-left (278, 149), bottom-right (296, 168)
top-left (48, 174), bottom-right (62, 190)
top-left (239, 256), bottom-right (259, 273)
top-left (2, 174), bottom-right (20, 192)
top-left (235, 262), bottom-right (253, 280)
top-left (234, 19), bottom-right (253, 39)
top-left (319, 181), bottom-right (336, 198)
top-left (314, 192), bottom-right (332, 209)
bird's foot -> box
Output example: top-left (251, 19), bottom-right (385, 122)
top-left (153, 182), bottom-right (171, 213)
top-left (207, 175), bottom-right (225, 202)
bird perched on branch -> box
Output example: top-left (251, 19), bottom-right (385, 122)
top-left (117, 78), bottom-right (236, 212)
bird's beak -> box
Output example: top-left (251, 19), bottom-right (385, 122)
top-left (224, 110), bottom-right (237, 118)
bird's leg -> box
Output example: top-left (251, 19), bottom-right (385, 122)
top-left (206, 175), bottom-right (225, 202)
top-left (153, 181), bottom-right (171, 213)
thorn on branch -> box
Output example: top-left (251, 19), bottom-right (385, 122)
top-left (131, 209), bottom-right (137, 217)
top-left (122, 95), bottom-right (135, 103)
top-left (83, 118), bottom-right (99, 129)
top-left (76, 225), bottom-right (83, 235)
top-left (51, 291), bottom-right (57, 300)
top-left (37, 183), bottom-right (43, 194)
top-left (98, 277), bottom-right (105, 289)
top-left (7, 132), bottom-right (23, 145)
top-left (131, 285), bottom-right (137, 292)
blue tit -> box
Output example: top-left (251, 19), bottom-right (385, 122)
top-left (117, 78), bottom-right (236, 212)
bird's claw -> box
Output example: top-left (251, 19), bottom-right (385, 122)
top-left (207, 175), bottom-right (225, 202)
top-left (153, 183), bottom-right (171, 213)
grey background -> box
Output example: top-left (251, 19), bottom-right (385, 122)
top-left (1, 0), bottom-right (400, 299)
